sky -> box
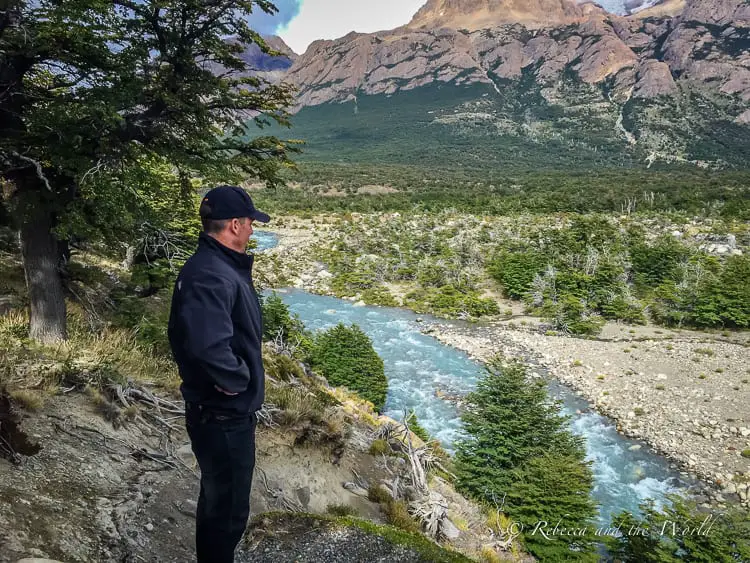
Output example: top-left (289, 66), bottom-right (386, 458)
top-left (249, 0), bottom-right (634, 56)
top-left (249, 0), bottom-right (427, 55)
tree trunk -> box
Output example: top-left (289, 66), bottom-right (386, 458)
top-left (19, 207), bottom-right (67, 343)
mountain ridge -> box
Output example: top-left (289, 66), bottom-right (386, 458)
top-left (268, 0), bottom-right (749, 166)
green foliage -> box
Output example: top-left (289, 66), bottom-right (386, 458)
top-left (1, 0), bottom-right (298, 339)
top-left (310, 323), bottom-right (388, 412)
top-left (487, 251), bottom-right (545, 300)
top-left (261, 292), bottom-right (307, 344)
top-left (406, 409), bottom-right (431, 443)
top-left (326, 503), bottom-right (357, 517)
top-left (454, 359), bottom-right (598, 560)
top-left (369, 439), bottom-right (391, 456)
top-left (631, 236), bottom-right (690, 289)
top-left (383, 500), bottom-right (422, 534)
top-left (368, 484), bottom-right (394, 504)
top-left (546, 294), bottom-right (606, 336)
top-left (404, 285), bottom-right (500, 320)
top-left (360, 286), bottom-right (399, 307)
top-left (606, 496), bottom-right (750, 562)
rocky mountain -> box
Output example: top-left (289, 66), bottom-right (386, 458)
top-left (406, 0), bottom-right (598, 30)
top-left (278, 0), bottom-right (750, 166)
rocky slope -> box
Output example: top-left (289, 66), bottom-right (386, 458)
top-left (286, 0), bottom-right (749, 106)
top-left (279, 0), bottom-right (749, 165)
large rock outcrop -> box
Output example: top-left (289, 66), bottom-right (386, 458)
top-left (283, 0), bottom-right (749, 107)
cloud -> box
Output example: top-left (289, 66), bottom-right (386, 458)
top-left (247, 0), bottom-right (304, 36)
top-left (278, 0), bottom-right (426, 54)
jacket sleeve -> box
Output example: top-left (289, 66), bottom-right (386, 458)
top-left (177, 272), bottom-right (251, 394)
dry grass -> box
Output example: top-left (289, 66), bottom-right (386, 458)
top-left (0, 307), bottom-right (178, 394)
top-left (8, 389), bottom-right (45, 411)
top-left (369, 438), bottom-right (391, 456)
top-left (383, 499), bottom-right (422, 534)
top-left (478, 545), bottom-right (504, 563)
top-left (266, 384), bottom-right (326, 426)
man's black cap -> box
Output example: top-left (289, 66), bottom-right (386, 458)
top-left (201, 185), bottom-right (270, 223)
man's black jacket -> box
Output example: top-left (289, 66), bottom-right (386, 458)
top-left (168, 232), bottom-right (265, 415)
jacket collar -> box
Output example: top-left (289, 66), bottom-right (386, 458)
top-left (198, 232), bottom-right (254, 273)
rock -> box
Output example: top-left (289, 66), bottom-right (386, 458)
top-left (342, 482), bottom-right (369, 498)
top-left (740, 427), bottom-right (750, 437)
top-left (722, 483), bottom-right (737, 495)
top-left (175, 444), bottom-right (195, 465)
top-left (353, 300), bottom-right (366, 307)
top-left (656, 373), bottom-right (668, 380)
top-left (295, 486), bottom-right (311, 509)
top-left (629, 444), bottom-right (642, 451)
top-left (442, 518), bottom-right (461, 540)
top-left (736, 109), bottom-right (750, 124)
top-left (145, 523), bottom-right (154, 532)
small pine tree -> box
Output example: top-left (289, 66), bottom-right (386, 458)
top-left (454, 359), bottom-right (598, 561)
top-left (261, 292), bottom-right (305, 343)
top-left (311, 323), bottom-right (387, 412)
top-left (606, 495), bottom-right (750, 562)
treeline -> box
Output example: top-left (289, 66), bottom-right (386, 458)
top-left (256, 164), bottom-right (750, 220)
top-left (487, 216), bottom-right (750, 334)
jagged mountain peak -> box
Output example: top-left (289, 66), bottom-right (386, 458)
top-left (407, 0), bottom-right (602, 30)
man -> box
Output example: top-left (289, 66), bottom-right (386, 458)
top-left (168, 185), bottom-right (269, 563)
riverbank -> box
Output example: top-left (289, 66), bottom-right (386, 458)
top-left (261, 222), bottom-right (750, 509)
top-left (426, 321), bottom-right (750, 508)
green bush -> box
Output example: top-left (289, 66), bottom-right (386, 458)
top-left (630, 236), bottom-right (690, 289)
top-left (546, 295), bottom-right (605, 336)
top-left (606, 495), bottom-right (750, 562)
top-left (487, 250), bottom-right (544, 300)
top-left (261, 292), bottom-right (307, 344)
top-left (326, 503), bottom-right (357, 517)
top-left (311, 323), bottom-right (388, 412)
top-left (454, 359), bottom-right (598, 561)
top-left (369, 438), bottom-right (391, 456)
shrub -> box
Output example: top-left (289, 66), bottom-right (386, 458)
top-left (265, 384), bottom-right (325, 426)
top-left (741, 450), bottom-right (750, 459)
top-left (368, 484), bottom-right (393, 504)
top-left (630, 236), bottom-right (690, 289)
top-left (606, 495), bottom-right (750, 562)
top-left (261, 292), bottom-right (306, 344)
top-left (547, 295), bottom-right (605, 336)
top-left (327, 503), bottom-right (357, 517)
top-left (369, 438), bottom-right (391, 456)
top-left (487, 250), bottom-right (545, 300)
top-left (9, 389), bottom-right (44, 411)
top-left (454, 359), bottom-right (597, 561)
top-left (361, 286), bottom-right (399, 307)
top-left (311, 323), bottom-right (388, 412)
top-left (383, 500), bottom-right (421, 534)
top-left (406, 409), bottom-right (431, 443)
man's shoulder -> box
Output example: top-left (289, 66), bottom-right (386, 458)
top-left (179, 252), bottom-right (237, 285)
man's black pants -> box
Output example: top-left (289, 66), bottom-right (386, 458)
top-left (186, 403), bottom-right (257, 563)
